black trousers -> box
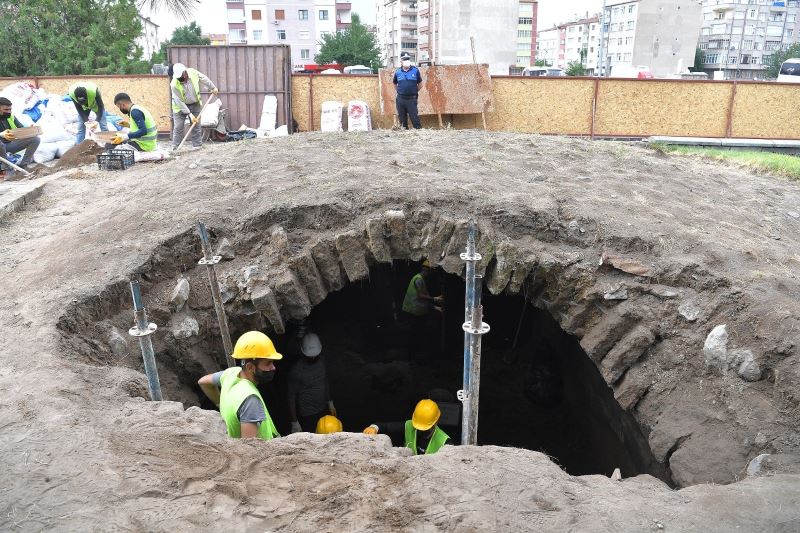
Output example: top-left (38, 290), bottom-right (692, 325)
top-left (299, 409), bottom-right (329, 433)
top-left (396, 95), bottom-right (421, 129)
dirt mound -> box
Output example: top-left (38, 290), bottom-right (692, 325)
top-left (2, 131), bottom-right (800, 528)
top-left (54, 139), bottom-right (105, 170)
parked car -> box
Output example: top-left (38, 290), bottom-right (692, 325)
top-left (343, 65), bottom-right (373, 75)
top-left (777, 58), bottom-right (800, 83)
top-left (522, 67), bottom-right (567, 77)
top-left (610, 65), bottom-right (653, 79)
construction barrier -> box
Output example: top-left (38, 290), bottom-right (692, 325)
top-left (292, 74), bottom-right (800, 140)
top-left (4, 74), bottom-right (799, 139)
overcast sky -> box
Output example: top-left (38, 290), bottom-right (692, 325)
top-left (145, 0), bottom-right (605, 42)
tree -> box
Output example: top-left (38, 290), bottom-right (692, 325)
top-left (534, 59), bottom-right (548, 67)
top-left (140, 0), bottom-right (199, 18)
top-left (765, 43), bottom-right (800, 79)
top-left (0, 0), bottom-right (147, 76)
top-left (689, 47), bottom-right (704, 73)
top-left (315, 14), bottom-right (382, 70)
top-left (565, 60), bottom-right (587, 76)
top-left (150, 22), bottom-right (211, 64)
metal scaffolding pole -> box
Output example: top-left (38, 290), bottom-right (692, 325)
top-left (197, 221), bottom-right (235, 368)
top-left (128, 280), bottom-right (163, 401)
top-left (458, 220), bottom-right (490, 446)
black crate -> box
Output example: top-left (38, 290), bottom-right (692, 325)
top-left (96, 147), bottom-right (135, 170)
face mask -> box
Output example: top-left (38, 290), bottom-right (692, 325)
top-left (254, 369), bottom-right (275, 384)
top-left (402, 60), bottom-right (411, 68)
top-left (0, 112), bottom-right (10, 119)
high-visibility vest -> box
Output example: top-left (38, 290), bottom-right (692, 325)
top-left (6, 115), bottom-right (18, 129)
top-left (69, 82), bottom-right (99, 112)
top-left (171, 68), bottom-right (201, 112)
top-left (128, 104), bottom-right (158, 152)
top-left (402, 273), bottom-right (428, 316)
top-left (404, 420), bottom-right (449, 455)
top-left (219, 367), bottom-right (280, 440)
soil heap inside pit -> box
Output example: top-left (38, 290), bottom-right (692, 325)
top-left (50, 139), bottom-right (105, 172)
top-left (2, 130), bottom-right (800, 531)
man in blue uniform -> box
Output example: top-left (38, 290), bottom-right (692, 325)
top-left (393, 52), bottom-right (423, 129)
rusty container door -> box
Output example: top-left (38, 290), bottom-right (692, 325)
top-left (168, 45), bottom-right (293, 133)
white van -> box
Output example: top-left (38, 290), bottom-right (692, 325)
top-left (777, 58), bottom-right (800, 83)
top-left (343, 65), bottom-right (372, 75)
top-left (522, 66), bottom-right (566, 77)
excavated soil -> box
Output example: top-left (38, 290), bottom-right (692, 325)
top-left (2, 130), bottom-right (800, 530)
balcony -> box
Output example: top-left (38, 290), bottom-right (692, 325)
top-left (336, 2), bottom-right (351, 9)
top-left (337, 21), bottom-right (350, 30)
top-left (401, 23), bottom-right (416, 29)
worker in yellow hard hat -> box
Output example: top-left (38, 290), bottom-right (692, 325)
top-left (316, 414), bottom-right (343, 434)
top-left (363, 399), bottom-right (450, 455)
top-left (198, 331), bottom-right (282, 440)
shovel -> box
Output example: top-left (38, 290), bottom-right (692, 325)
top-left (174, 93), bottom-right (216, 152)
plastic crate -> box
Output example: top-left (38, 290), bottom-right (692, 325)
top-left (96, 147), bottom-right (135, 171)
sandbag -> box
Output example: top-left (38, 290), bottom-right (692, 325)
top-left (320, 101), bottom-right (344, 133)
top-left (347, 100), bottom-right (372, 132)
top-left (134, 149), bottom-right (169, 162)
top-left (55, 139), bottom-right (76, 158)
top-left (201, 100), bottom-right (222, 127)
top-left (33, 142), bottom-right (59, 164)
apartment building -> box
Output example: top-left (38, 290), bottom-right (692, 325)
top-left (226, 0), bottom-right (351, 70)
top-left (599, 0), bottom-right (702, 77)
top-left (377, 0), bottom-right (418, 68)
top-left (535, 15), bottom-right (600, 73)
top-left (699, 0), bottom-right (800, 79)
top-left (386, 0), bottom-right (517, 74)
top-left (137, 16), bottom-right (160, 60)
top-left (513, 1), bottom-right (539, 73)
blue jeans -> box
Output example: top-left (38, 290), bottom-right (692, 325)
top-left (77, 110), bottom-right (109, 143)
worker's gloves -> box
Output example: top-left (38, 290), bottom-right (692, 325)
top-left (363, 424), bottom-right (379, 435)
top-left (111, 132), bottom-right (129, 145)
top-left (188, 113), bottom-right (199, 125)
top-left (211, 88), bottom-right (220, 95)
top-left (118, 119), bottom-right (130, 128)
top-left (0, 129), bottom-right (15, 141)
top-left (328, 401), bottom-right (337, 417)
top-left (290, 421), bottom-right (302, 434)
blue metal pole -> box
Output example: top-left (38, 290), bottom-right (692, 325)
top-left (129, 281), bottom-right (163, 401)
top-left (460, 220), bottom-right (477, 445)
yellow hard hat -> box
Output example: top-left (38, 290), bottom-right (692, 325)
top-left (421, 259), bottom-right (432, 268)
top-left (232, 331), bottom-right (283, 360)
top-left (411, 399), bottom-right (441, 431)
top-left (316, 415), bottom-right (343, 434)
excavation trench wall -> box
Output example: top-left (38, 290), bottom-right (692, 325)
top-left (57, 202), bottom-right (745, 487)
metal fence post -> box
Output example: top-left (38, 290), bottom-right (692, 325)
top-left (128, 280), bottom-right (163, 401)
top-left (197, 221), bottom-right (235, 368)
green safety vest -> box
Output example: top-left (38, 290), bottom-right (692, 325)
top-left (404, 420), bottom-right (449, 455)
top-left (219, 367), bottom-right (280, 440)
top-left (171, 68), bottom-right (201, 112)
top-left (402, 273), bottom-right (429, 316)
top-left (69, 82), bottom-right (99, 112)
top-left (6, 115), bottom-right (17, 129)
top-left (128, 104), bottom-right (158, 152)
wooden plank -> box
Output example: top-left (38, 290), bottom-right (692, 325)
top-left (9, 126), bottom-right (41, 140)
top-left (379, 64), bottom-right (494, 116)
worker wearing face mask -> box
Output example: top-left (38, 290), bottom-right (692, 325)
top-left (392, 51), bottom-right (423, 130)
top-left (197, 331), bottom-right (281, 440)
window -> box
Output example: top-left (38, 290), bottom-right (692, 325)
top-left (229, 28), bottom-right (246, 43)
top-left (299, 9), bottom-right (309, 20)
top-left (518, 30), bottom-right (532, 38)
top-left (319, 9), bottom-right (329, 20)
top-left (276, 29), bottom-right (286, 40)
top-left (251, 9), bottom-right (261, 20)
top-left (519, 17), bottom-right (533, 24)
top-left (301, 49), bottom-right (310, 59)
top-left (704, 52), bottom-right (720, 64)
top-left (253, 29), bottom-right (263, 41)
top-left (275, 9), bottom-right (285, 20)
top-left (299, 30), bottom-right (310, 39)
top-left (401, 42), bottom-right (416, 49)
top-left (628, 5), bottom-right (635, 13)
top-left (626, 21), bottom-right (635, 30)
